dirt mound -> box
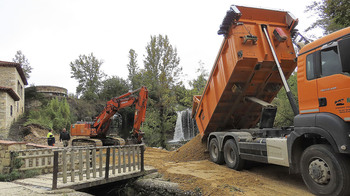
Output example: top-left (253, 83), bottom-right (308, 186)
top-left (145, 145), bottom-right (311, 196)
top-left (167, 134), bottom-right (209, 162)
top-left (23, 125), bottom-right (61, 146)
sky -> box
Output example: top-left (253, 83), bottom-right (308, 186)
top-left (0, 0), bottom-right (321, 95)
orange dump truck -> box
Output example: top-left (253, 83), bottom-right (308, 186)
top-left (192, 5), bottom-right (350, 195)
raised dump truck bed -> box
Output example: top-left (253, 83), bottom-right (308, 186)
top-left (193, 6), bottom-right (298, 139)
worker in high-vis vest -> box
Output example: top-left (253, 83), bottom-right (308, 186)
top-left (47, 129), bottom-right (55, 146)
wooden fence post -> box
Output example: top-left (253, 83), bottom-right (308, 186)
top-left (122, 147), bottom-right (126, 172)
top-left (137, 146), bottom-right (140, 170)
top-left (70, 149), bottom-right (75, 182)
top-left (118, 147), bottom-right (121, 173)
top-left (92, 149), bottom-right (96, 178)
top-left (52, 151), bottom-right (59, 190)
top-left (141, 145), bottom-right (144, 172)
top-left (86, 149), bottom-right (90, 179)
top-left (62, 150), bottom-right (67, 183)
top-left (105, 148), bottom-right (110, 179)
top-left (112, 147), bottom-right (116, 174)
top-left (79, 149), bottom-right (83, 181)
top-left (132, 146), bottom-right (136, 171)
top-left (128, 147), bottom-right (131, 171)
top-left (99, 149), bottom-right (103, 177)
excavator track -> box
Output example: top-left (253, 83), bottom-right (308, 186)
top-left (71, 138), bottom-right (103, 147)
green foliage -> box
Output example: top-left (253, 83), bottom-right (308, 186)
top-left (13, 50), bottom-right (32, 80)
top-left (0, 153), bottom-right (40, 182)
top-left (24, 85), bottom-right (44, 102)
top-left (0, 169), bottom-right (41, 182)
top-left (127, 49), bottom-right (142, 90)
top-left (25, 98), bottom-right (72, 131)
top-left (70, 53), bottom-right (105, 100)
top-left (99, 76), bottom-right (129, 101)
top-left (305, 0), bottom-right (350, 34)
top-left (174, 82), bottom-right (192, 108)
top-left (273, 73), bottom-right (298, 127)
top-left (68, 98), bottom-right (104, 123)
top-left (189, 61), bottom-right (208, 95)
top-left (141, 35), bottom-right (182, 147)
top-left (0, 170), bottom-right (20, 182)
top-left (174, 61), bottom-right (208, 108)
top-left (11, 152), bottom-right (23, 169)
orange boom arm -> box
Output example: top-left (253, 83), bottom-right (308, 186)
top-left (92, 86), bottom-right (148, 143)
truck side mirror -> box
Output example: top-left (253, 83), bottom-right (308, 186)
top-left (338, 36), bottom-right (350, 73)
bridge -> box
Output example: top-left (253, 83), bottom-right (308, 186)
top-left (10, 144), bottom-right (156, 190)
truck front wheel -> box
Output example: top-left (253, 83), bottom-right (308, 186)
top-left (300, 144), bottom-right (350, 196)
top-left (209, 138), bottom-right (224, 164)
top-left (224, 139), bottom-right (244, 170)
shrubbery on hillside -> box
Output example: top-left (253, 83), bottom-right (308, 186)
top-left (24, 98), bottom-right (72, 131)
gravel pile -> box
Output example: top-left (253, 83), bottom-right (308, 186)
top-left (167, 134), bottom-right (209, 162)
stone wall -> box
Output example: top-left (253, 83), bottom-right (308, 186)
top-left (0, 93), bottom-right (16, 139)
top-left (0, 140), bottom-right (26, 174)
top-left (0, 66), bottom-right (25, 139)
top-left (33, 86), bottom-right (68, 97)
top-left (0, 67), bottom-right (25, 115)
top-left (0, 67), bottom-right (16, 89)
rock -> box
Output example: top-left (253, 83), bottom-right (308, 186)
top-left (132, 173), bottom-right (194, 196)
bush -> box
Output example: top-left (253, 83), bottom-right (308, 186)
top-left (0, 169), bottom-right (41, 182)
top-left (24, 98), bottom-right (72, 131)
top-left (0, 153), bottom-right (40, 182)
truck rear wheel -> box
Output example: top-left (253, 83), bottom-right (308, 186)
top-left (209, 138), bottom-right (224, 164)
top-left (224, 139), bottom-right (244, 171)
top-left (300, 144), bottom-right (350, 196)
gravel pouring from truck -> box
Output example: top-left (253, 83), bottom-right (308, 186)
top-left (192, 5), bottom-right (350, 196)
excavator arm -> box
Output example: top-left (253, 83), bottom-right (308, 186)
top-left (92, 86), bottom-right (148, 143)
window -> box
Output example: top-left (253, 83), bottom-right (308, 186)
top-left (17, 81), bottom-right (23, 98)
top-left (306, 53), bottom-right (315, 80)
top-left (10, 105), bottom-right (13, 116)
top-left (320, 46), bottom-right (342, 77)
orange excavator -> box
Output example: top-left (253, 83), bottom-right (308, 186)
top-left (70, 86), bottom-right (148, 146)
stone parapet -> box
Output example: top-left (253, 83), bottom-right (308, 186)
top-left (0, 140), bottom-right (26, 174)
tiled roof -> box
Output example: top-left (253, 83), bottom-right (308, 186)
top-left (0, 86), bottom-right (20, 101)
top-left (0, 140), bottom-right (26, 145)
top-left (0, 61), bottom-right (28, 85)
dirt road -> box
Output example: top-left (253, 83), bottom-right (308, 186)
top-left (144, 135), bottom-right (313, 196)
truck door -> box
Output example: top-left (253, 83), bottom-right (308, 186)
top-left (316, 43), bottom-right (350, 120)
top-left (298, 52), bottom-right (319, 114)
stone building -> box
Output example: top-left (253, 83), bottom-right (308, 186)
top-left (0, 61), bottom-right (28, 138)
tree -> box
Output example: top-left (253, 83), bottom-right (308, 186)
top-left (127, 49), bottom-right (141, 90)
top-left (305, 0), bottom-right (350, 34)
top-left (273, 73), bottom-right (298, 127)
top-left (13, 50), bottom-right (33, 80)
top-left (189, 60), bottom-right (208, 95)
top-left (99, 76), bottom-right (129, 101)
top-left (70, 53), bottom-right (105, 100)
top-left (142, 35), bottom-right (182, 147)
top-left (174, 82), bottom-right (192, 108)
top-left (174, 61), bottom-right (209, 108)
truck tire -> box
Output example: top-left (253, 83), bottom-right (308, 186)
top-left (300, 144), bottom-right (350, 196)
top-left (223, 139), bottom-right (244, 171)
top-left (209, 138), bottom-right (224, 164)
